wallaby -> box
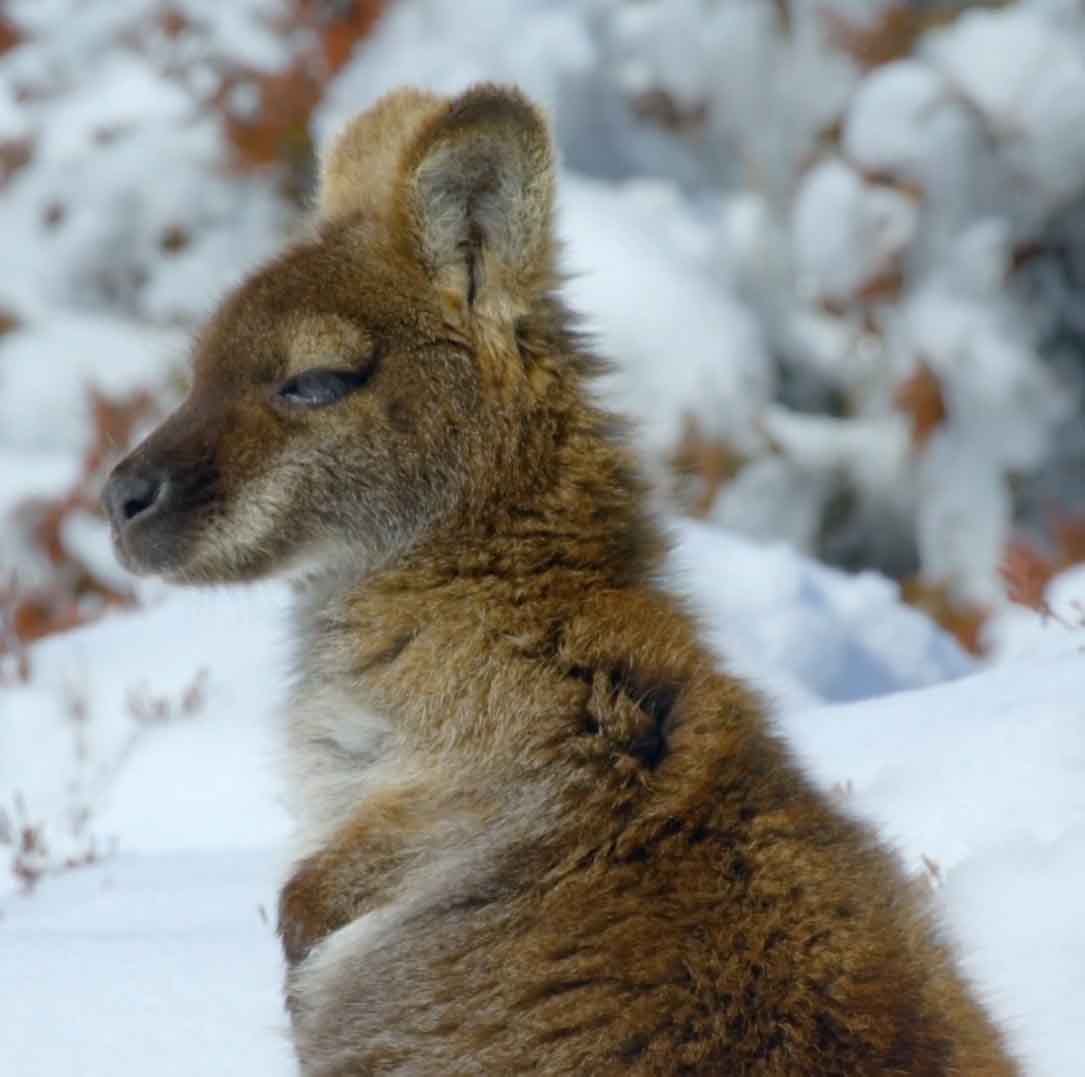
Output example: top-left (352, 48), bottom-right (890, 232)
top-left (104, 84), bottom-right (1018, 1075)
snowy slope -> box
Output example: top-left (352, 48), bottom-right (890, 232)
top-left (3, 849), bottom-right (293, 1077)
top-left (782, 654), bottom-right (1085, 1077)
top-left (1, 584), bottom-right (296, 1074)
top-left (3, 525), bottom-right (1084, 1075)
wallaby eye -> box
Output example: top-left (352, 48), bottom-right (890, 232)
top-left (275, 367), bottom-right (371, 409)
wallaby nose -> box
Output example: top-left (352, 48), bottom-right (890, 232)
top-left (104, 470), bottom-right (166, 531)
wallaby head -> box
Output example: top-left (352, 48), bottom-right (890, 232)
top-left (104, 84), bottom-right (579, 584)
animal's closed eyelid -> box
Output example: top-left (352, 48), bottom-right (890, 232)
top-left (273, 343), bottom-right (385, 409)
top-left (274, 366), bottom-right (372, 408)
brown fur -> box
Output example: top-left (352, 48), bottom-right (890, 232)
top-left (104, 84), bottom-right (1018, 1075)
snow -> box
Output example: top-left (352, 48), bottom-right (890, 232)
top-left (925, 3), bottom-right (1085, 222)
top-left (561, 176), bottom-right (773, 464)
top-left (986, 563), bottom-right (1085, 662)
top-left (669, 519), bottom-right (971, 709)
top-left (781, 646), bottom-right (1085, 1077)
top-left (3, 532), bottom-right (1084, 1074)
top-left (844, 60), bottom-right (948, 178)
top-left (314, 0), bottom-right (598, 147)
top-left (0, 583), bottom-right (292, 884)
top-left (793, 158), bottom-right (918, 303)
top-left (0, 0), bottom-right (291, 326)
top-left (2, 850), bottom-right (293, 1077)
top-left (0, 316), bottom-right (184, 453)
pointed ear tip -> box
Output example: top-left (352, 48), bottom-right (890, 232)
top-left (318, 88), bottom-right (447, 219)
top-left (443, 82), bottom-right (553, 152)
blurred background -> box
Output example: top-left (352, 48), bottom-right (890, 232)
top-left (2, 0), bottom-right (1084, 660)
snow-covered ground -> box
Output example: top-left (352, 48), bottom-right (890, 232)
top-left (3, 527), bottom-right (1084, 1075)
top-left (3, 0), bottom-right (1085, 1073)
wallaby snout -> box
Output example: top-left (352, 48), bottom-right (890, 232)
top-left (104, 402), bottom-right (220, 578)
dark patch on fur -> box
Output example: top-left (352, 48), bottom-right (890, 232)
top-left (566, 664), bottom-right (594, 687)
top-left (617, 1031), bottom-right (651, 1061)
top-left (620, 669), bottom-right (678, 768)
top-left (885, 1028), bottom-right (953, 1075)
top-left (727, 854), bottom-right (752, 886)
top-left (561, 660), bottom-right (680, 767)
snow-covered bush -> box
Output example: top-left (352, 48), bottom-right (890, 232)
top-left (0, 0), bottom-right (381, 639)
top-left (593, 0), bottom-right (1085, 613)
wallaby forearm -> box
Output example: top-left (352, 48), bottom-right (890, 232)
top-left (278, 785), bottom-right (428, 967)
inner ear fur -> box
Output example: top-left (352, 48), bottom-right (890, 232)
top-left (395, 83), bottom-right (556, 311)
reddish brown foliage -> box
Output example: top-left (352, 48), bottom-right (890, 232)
top-left (84, 386), bottom-right (157, 476)
top-left (1053, 517), bottom-right (1085, 568)
top-left (822, 1), bottom-right (1015, 71)
top-left (0, 14), bottom-right (23, 57)
top-left (1001, 516), bottom-right (1085, 618)
top-left (860, 171), bottom-right (925, 204)
top-left (1009, 239), bottom-right (1048, 274)
top-left (901, 577), bottom-right (988, 655)
top-left (4, 387), bottom-right (156, 650)
top-left (156, 7), bottom-right (190, 40)
top-left (11, 822), bottom-right (48, 890)
top-left (1, 811), bottom-right (104, 894)
top-left (307, 0), bottom-right (387, 74)
top-left (127, 668), bottom-right (210, 725)
top-left (1000, 542), bottom-right (1056, 619)
top-left (4, 488), bottom-right (137, 643)
top-left (894, 361), bottom-right (947, 448)
top-left (855, 262), bottom-right (905, 305)
top-left (219, 65), bottom-right (322, 171)
top-left (0, 136), bottom-right (33, 187)
top-left (221, 1), bottom-right (387, 175)
top-left (10, 594), bottom-right (97, 644)
top-left (0, 579), bottom-right (33, 682)
top-left (821, 3), bottom-right (925, 70)
top-left (630, 89), bottom-right (709, 137)
top-left (670, 415), bottom-right (746, 518)
top-left (0, 307), bottom-right (20, 336)
top-left (795, 173), bottom-right (918, 309)
top-left (159, 223), bottom-right (191, 254)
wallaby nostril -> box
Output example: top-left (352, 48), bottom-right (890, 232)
top-left (123, 476), bottom-right (162, 521)
top-left (123, 488), bottom-right (154, 520)
top-left (106, 472), bottom-right (165, 528)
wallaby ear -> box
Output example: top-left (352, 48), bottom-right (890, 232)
top-left (319, 88), bottom-right (444, 224)
top-left (396, 84), bottom-right (556, 314)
